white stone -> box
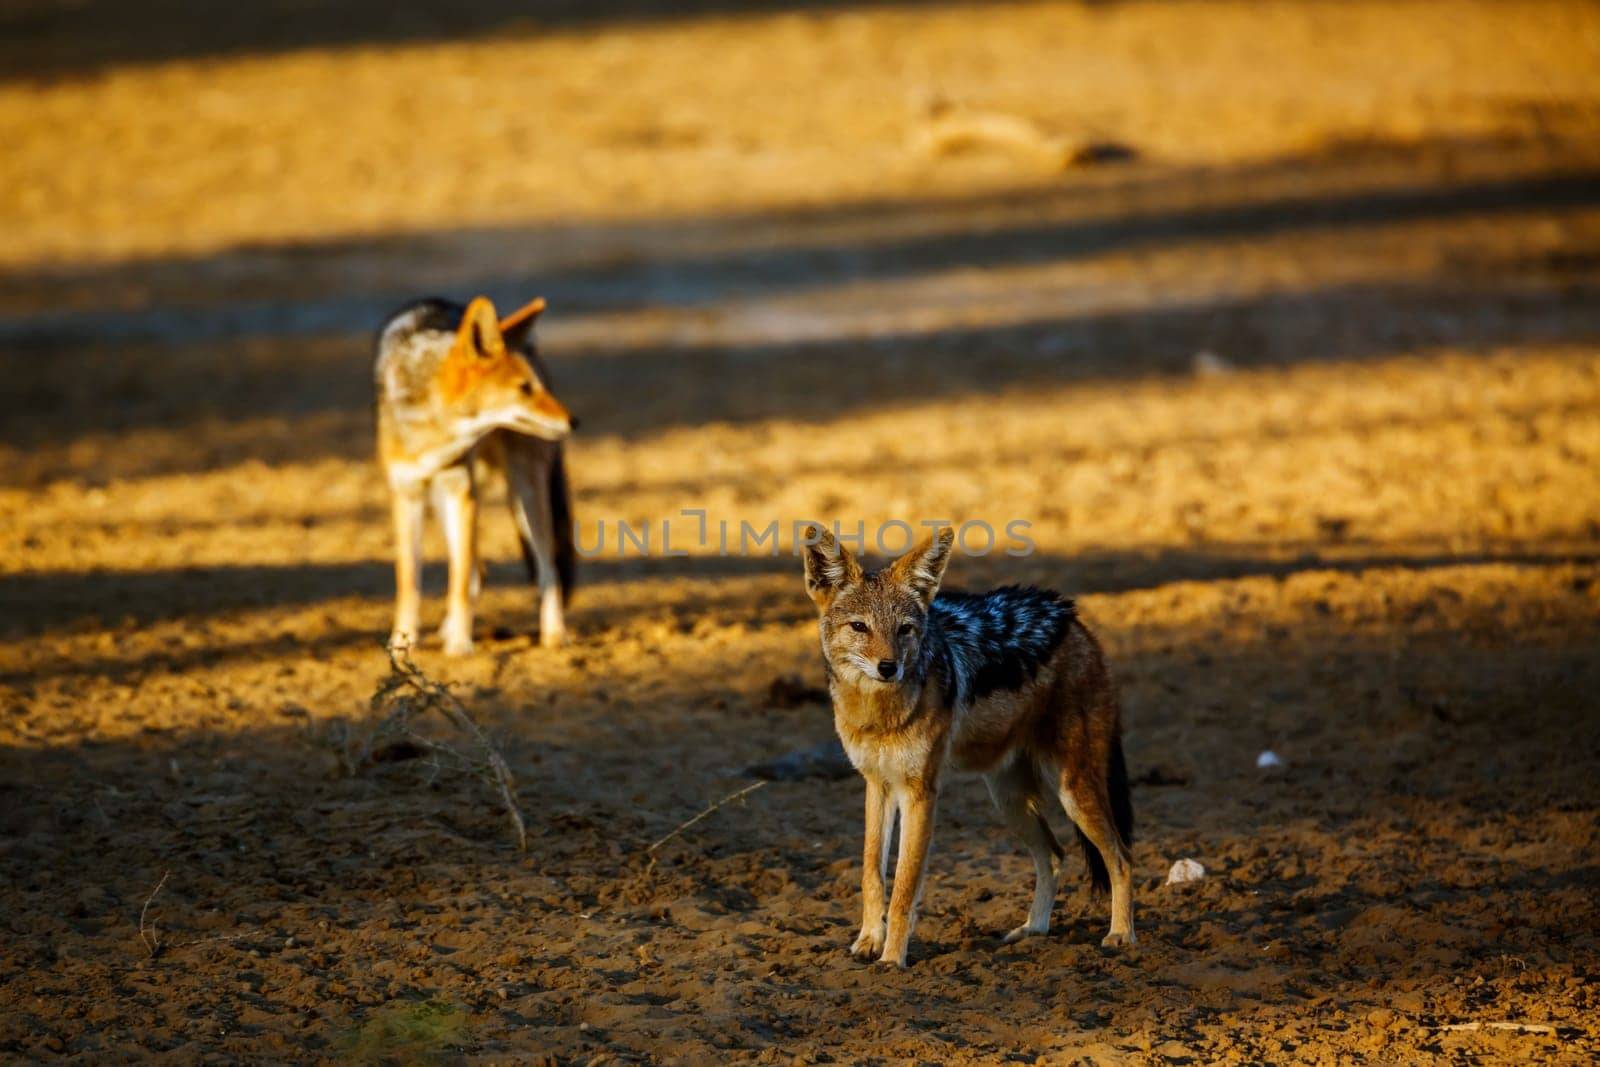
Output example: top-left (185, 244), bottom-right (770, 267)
top-left (1165, 858), bottom-right (1206, 885)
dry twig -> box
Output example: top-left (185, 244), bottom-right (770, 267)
top-left (357, 646), bottom-right (528, 850)
top-left (647, 781), bottom-right (767, 856)
top-left (1437, 1021), bottom-right (1557, 1035)
top-left (138, 869), bottom-right (169, 957)
top-left (135, 869), bottom-right (254, 958)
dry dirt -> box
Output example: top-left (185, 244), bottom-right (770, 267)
top-left (3, 1), bottom-right (1600, 1063)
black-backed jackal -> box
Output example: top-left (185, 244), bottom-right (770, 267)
top-left (375, 296), bottom-right (575, 655)
top-left (801, 526), bottom-right (1134, 967)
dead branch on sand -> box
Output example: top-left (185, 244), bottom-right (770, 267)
top-left (138, 869), bottom-right (169, 957)
top-left (1436, 1021), bottom-right (1558, 1036)
top-left (136, 869), bottom-right (257, 958)
top-left (353, 646), bottom-right (528, 851)
top-left (647, 781), bottom-right (767, 858)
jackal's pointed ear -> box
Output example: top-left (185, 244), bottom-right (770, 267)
top-left (801, 525), bottom-right (862, 611)
top-left (498, 296), bottom-right (546, 351)
top-left (453, 297), bottom-right (506, 362)
top-left (890, 526), bottom-right (955, 605)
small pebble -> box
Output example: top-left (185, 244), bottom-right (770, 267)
top-left (1165, 858), bottom-right (1206, 885)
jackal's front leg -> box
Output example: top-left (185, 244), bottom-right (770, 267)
top-left (850, 776), bottom-right (891, 960)
top-left (881, 788), bottom-right (936, 967)
top-left (388, 485), bottom-right (425, 651)
top-left (432, 466), bottom-right (478, 656)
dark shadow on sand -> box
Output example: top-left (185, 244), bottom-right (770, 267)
top-left (1, 0), bottom-right (970, 84)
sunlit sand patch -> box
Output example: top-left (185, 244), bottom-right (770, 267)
top-left (2, 1), bottom-right (1596, 265)
top-left (6, 348), bottom-right (1595, 574)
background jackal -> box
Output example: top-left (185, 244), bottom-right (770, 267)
top-left (802, 525), bottom-right (1134, 967)
top-left (375, 296), bottom-right (575, 654)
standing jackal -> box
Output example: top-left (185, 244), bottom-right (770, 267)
top-left (800, 525), bottom-right (1134, 967)
top-left (375, 295), bottom-right (575, 655)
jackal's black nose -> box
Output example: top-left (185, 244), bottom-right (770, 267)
top-left (877, 660), bottom-right (898, 679)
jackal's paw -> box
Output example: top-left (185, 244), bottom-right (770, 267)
top-left (1100, 930), bottom-right (1137, 948)
top-left (440, 631), bottom-right (475, 657)
top-left (538, 628), bottom-right (568, 650)
top-left (849, 926), bottom-right (885, 960)
top-left (387, 631), bottom-right (417, 654)
top-left (1002, 922), bottom-right (1048, 945)
top-left (876, 947), bottom-right (909, 969)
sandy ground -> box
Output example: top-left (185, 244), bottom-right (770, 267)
top-left (3, 1), bottom-right (1600, 1063)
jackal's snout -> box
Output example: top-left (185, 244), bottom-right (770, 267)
top-left (519, 385), bottom-right (574, 439)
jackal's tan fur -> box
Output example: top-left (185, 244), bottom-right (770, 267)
top-left (802, 525), bottom-right (1134, 967)
top-left (375, 296), bottom-right (575, 655)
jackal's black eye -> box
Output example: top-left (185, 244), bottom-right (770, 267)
top-left (848, 621), bottom-right (869, 633)
top-left (897, 622), bottom-right (914, 635)
top-left (519, 381), bottom-right (534, 396)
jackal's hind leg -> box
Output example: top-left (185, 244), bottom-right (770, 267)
top-left (986, 760), bottom-right (1064, 944)
top-left (507, 450), bottom-right (567, 649)
top-left (1057, 773), bottom-right (1136, 947)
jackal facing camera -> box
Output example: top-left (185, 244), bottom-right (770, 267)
top-left (801, 525), bottom-right (1134, 967)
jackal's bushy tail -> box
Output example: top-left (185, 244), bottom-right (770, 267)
top-left (1077, 737), bottom-right (1133, 894)
top-left (550, 451), bottom-right (576, 602)
top-left (516, 450), bottom-right (577, 604)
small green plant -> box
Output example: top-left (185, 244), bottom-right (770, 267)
top-left (337, 997), bottom-right (470, 1065)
